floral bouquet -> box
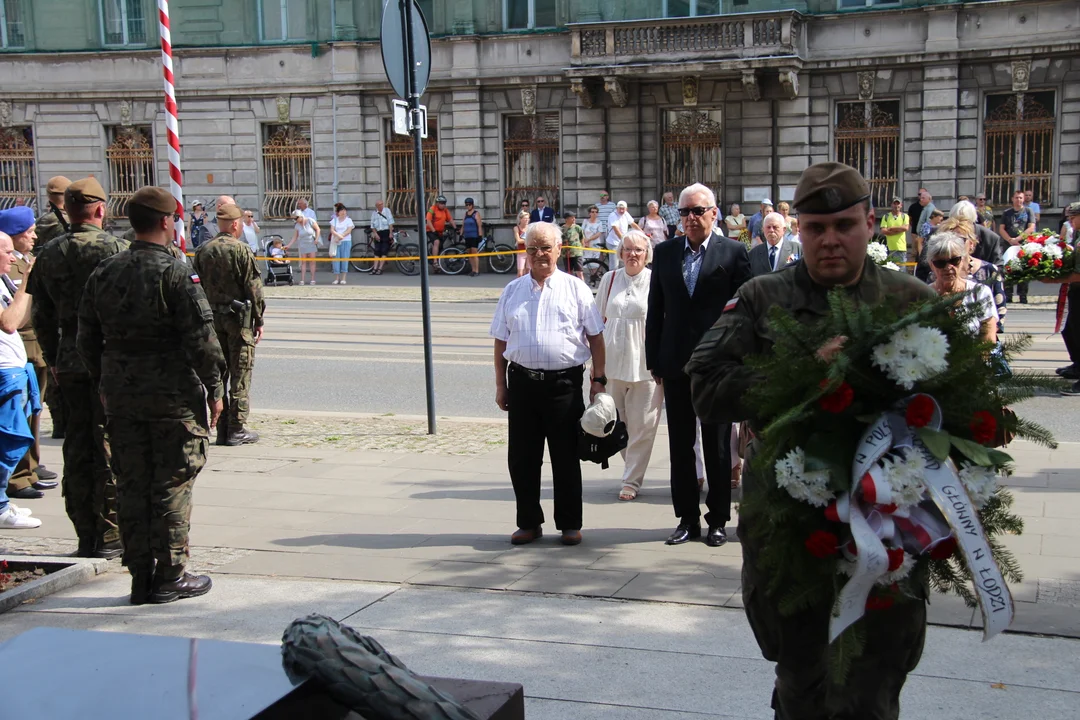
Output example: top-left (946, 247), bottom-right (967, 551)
top-left (740, 290), bottom-right (1059, 679)
top-left (1002, 230), bottom-right (1072, 284)
top-left (866, 241), bottom-right (900, 271)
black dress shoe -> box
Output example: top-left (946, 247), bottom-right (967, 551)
top-left (150, 572), bottom-right (212, 604)
top-left (225, 428), bottom-right (260, 446)
top-left (1057, 365), bottom-right (1075, 376)
top-left (130, 565), bottom-right (155, 605)
top-left (32, 480), bottom-right (58, 490)
top-left (8, 487), bottom-right (44, 500)
top-left (74, 540), bottom-right (95, 558)
top-left (93, 540), bottom-right (123, 560)
top-left (705, 525), bottom-right (728, 547)
top-left (665, 523), bottom-right (701, 545)
top-left (35, 466), bottom-right (58, 481)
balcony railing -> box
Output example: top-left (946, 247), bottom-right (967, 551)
top-left (569, 11), bottom-right (803, 66)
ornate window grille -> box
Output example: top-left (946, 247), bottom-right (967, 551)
top-left (105, 126), bottom-right (154, 218)
top-left (661, 110), bottom-right (722, 201)
top-left (834, 100), bottom-right (900, 210)
top-left (503, 114), bottom-right (560, 217)
top-left (384, 118), bottom-right (439, 221)
top-left (0, 126), bottom-right (35, 211)
top-left (982, 92), bottom-right (1055, 208)
top-left (100, 0), bottom-right (146, 46)
top-left (1, 0), bottom-right (25, 49)
top-left (262, 123), bottom-right (313, 220)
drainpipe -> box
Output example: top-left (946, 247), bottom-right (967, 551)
top-left (329, 2), bottom-right (340, 205)
top-left (603, 106), bottom-right (611, 199)
top-left (771, 98), bottom-right (779, 205)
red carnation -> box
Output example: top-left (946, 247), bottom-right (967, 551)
top-left (886, 547), bottom-right (905, 572)
top-left (866, 594), bottom-right (895, 611)
top-left (1033, 253), bottom-right (1043, 262)
top-left (971, 411), bottom-right (997, 445)
top-left (929, 535), bottom-right (958, 561)
top-left (1027, 258), bottom-right (1038, 267)
top-left (1054, 259), bottom-right (1064, 269)
top-left (805, 530), bottom-right (839, 559)
top-left (905, 394), bottom-right (935, 428)
top-left (818, 380), bottom-right (854, 414)
top-left (1017, 250), bottom-right (1025, 258)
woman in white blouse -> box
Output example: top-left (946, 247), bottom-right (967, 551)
top-left (595, 230), bottom-right (663, 501)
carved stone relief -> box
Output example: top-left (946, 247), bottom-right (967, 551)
top-left (857, 71), bottom-right (875, 101)
top-left (119, 100), bottom-right (133, 126)
top-left (779, 70), bottom-right (799, 100)
top-left (1011, 59), bottom-right (1031, 92)
top-left (521, 86), bottom-right (537, 116)
top-left (681, 76), bottom-right (698, 107)
top-left (604, 77), bottom-right (628, 108)
top-left (570, 78), bottom-right (594, 109)
top-left (741, 72), bottom-right (760, 102)
top-left (0, 101), bottom-right (10, 128)
top-left (276, 96), bottom-right (290, 123)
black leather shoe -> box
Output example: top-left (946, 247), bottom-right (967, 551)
top-left (32, 480), bottom-right (58, 490)
top-left (130, 565), bottom-right (155, 605)
top-left (74, 540), bottom-right (95, 558)
top-left (150, 572), bottom-right (212, 604)
top-left (8, 487), bottom-right (44, 499)
top-left (665, 523), bottom-right (701, 545)
top-left (93, 540), bottom-right (123, 560)
top-left (705, 525), bottom-right (728, 547)
top-left (1057, 365), bottom-right (1076, 376)
top-left (35, 466), bottom-right (58, 481)
top-left (225, 428), bottom-right (260, 446)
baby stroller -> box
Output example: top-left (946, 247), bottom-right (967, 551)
top-left (263, 235), bottom-right (294, 286)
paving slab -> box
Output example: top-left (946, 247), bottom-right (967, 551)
top-left (505, 567), bottom-right (638, 597)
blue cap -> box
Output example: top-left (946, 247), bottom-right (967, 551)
top-left (0, 206), bottom-right (35, 236)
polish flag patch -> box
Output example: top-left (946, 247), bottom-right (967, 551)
top-left (190, 274), bottom-right (201, 284)
top-left (723, 297), bottom-right (739, 312)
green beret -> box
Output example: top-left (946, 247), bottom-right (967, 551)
top-left (216, 203), bottom-right (243, 221)
top-left (1066, 202), bottom-right (1080, 218)
top-left (129, 186), bottom-right (177, 214)
top-left (65, 177), bottom-right (107, 205)
top-left (792, 162), bottom-right (871, 215)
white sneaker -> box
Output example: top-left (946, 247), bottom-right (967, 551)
top-left (341, 279), bottom-right (347, 285)
top-left (8, 503), bottom-right (32, 517)
top-left (310, 280), bottom-right (316, 285)
top-left (0, 506), bottom-right (42, 528)
top-left (331, 279), bottom-right (339, 285)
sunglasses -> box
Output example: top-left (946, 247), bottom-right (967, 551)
top-left (931, 256), bottom-right (964, 269)
top-left (679, 206), bottom-right (715, 217)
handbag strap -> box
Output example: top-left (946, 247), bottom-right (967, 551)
top-left (602, 271), bottom-right (616, 323)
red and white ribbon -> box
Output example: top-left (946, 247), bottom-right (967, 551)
top-left (158, 0), bottom-right (185, 252)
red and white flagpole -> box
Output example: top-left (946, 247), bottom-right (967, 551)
top-left (158, 0), bottom-right (185, 252)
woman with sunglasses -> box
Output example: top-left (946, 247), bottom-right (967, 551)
top-left (931, 215), bottom-right (1006, 332)
top-left (927, 231), bottom-right (998, 343)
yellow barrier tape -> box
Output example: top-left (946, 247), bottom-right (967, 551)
top-left (185, 247), bottom-right (619, 263)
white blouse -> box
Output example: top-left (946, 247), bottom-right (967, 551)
top-left (595, 267), bottom-right (652, 383)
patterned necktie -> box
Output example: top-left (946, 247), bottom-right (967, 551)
top-left (683, 248), bottom-right (699, 296)
top-left (769, 245), bottom-right (778, 270)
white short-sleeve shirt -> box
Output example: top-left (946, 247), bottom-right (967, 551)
top-left (371, 208), bottom-right (395, 231)
top-left (606, 210), bottom-right (632, 250)
top-left (0, 277), bottom-right (27, 369)
top-left (490, 270), bottom-right (605, 371)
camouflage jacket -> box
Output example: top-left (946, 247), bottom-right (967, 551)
top-left (77, 241), bottom-right (225, 420)
top-left (27, 224), bottom-right (129, 375)
top-left (192, 233), bottom-right (265, 328)
top-left (34, 204), bottom-right (69, 250)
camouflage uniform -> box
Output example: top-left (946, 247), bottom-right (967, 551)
top-left (77, 240), bottom-right (224, 578)
top-left (8, 252), bottom-right (45, 492)
top-left (34, 203), bottom-right (68, 249)
top-left (28, 223), bottom-right (128, 552)
top-left (686, 259), bottom-right (936, 720)
top-left (192, 232), bottom-right (265, 437)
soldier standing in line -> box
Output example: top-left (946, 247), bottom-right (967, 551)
top-left (192, 203), bottom-right (264, 446)
top-left (33, 176), bottom-right (71, 438)
top-left (78, 187), bottom-right (225, 604)
top-left (27, 177), bottom-right (128, 559)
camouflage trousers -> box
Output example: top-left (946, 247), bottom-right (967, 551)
top-left (45, 365), bottom-right (65, 433)
top-left (108, 417), bottom-right (208, 574)
top-left (214, 316), bottom-right (255, 433)
top-left (58, 373), bottom-right (118, 547)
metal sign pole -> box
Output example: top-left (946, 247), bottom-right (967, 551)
top-left (400, 0), bottom-right (437, 435)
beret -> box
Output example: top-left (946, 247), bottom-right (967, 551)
top-left (0, 206), bottom-right (35, 236)
top-left (129, 186), bottom-right (178, 214)
top-left (216, 203), bottom-right (243, 221)
top-left (66, 177), bottom-right (107, 205)
top-left (1066, 202), bottom-right (1080, 218)
top-left (46, 176), bottom-right (72, 195)
top-left (793, 162), bottom-right (871, 215)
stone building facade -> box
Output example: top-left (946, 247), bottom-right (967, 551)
top-left (0, 0), bottom-right (1078, 240)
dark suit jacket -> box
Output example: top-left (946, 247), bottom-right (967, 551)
top-left (749, 238), bottom-right (802, 277)
top-left (646, 231), bottom-right (752, 378)
top-left (529, 207), bottom-right (555, 224)
top-left (972, 224), bottom-right (1004, 265)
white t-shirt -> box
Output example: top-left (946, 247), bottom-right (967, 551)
top-left (331, 216), bottom-right (355, 240)
top-left (242, 223), bottom-right (260, 253)
top-left (0, 277), bottom-right (27, 369)
top-left (606, 210), bottom-right (632, 251)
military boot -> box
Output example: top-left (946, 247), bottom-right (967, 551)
top-left (130, 564), bottom-right (156, 605)
top-left (215, 418), bottom-right (231, 446)
top-left (226, 428), bottom-right (260, 446)
top-left (93, 539), bottom-right (123, 560)
top-left (150, 571), bottom-right (213, 604)
top-left (73, 538), bottom-right (95, 558)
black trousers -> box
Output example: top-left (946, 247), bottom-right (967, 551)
top-left (507, 364), bottom-right (585, 531)
top-left (663, 371), bottom-right (731, 527)
top-left (1065, 285), bottom-right (1080, 365)
top-left (1004, 280), bottom-right (1029, 301)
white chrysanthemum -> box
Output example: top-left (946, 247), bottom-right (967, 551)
top-left (867, 243), bottom-right (888, 264)
top-left (1022, 242), bottom-right (1045, 256)
top-left (774, 447), bottom-right (835, 508)
top-left (884, 262), bottom-right (900, 271)
top-left (872, 325), bottom-right (950, 389)
top-left (1043, 243), bottom-right (1063, 259)
top-left (880, 451), bottom-right (928, 508)
top-left (959, 464), bottom-right (998, 509)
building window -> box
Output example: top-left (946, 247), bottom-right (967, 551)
top-left (262, 123), bottom-right (312, 220)
top-left (982, 92), bottom-right (1055, 208)
top-left (260, 0), bottom-right (309, 42)
top-left (834, 100), bottom-right (900, 210)
top-left (1, 0), bottom-right (25, 49)
top-left (105, 126), bottom-right (155, 218)
top-left (503, 114), bottom-right (559, 216)
top-left (504, 0), bottom-right (556, 30)
top-left (100, 0), bottom-right (146, 46)
top-left (661, 0), bottom-right (720, 18)
top-left (0, 127), bottom-right (35, 211)
top-left (837, 0), bottom-right (900, 8)
top-left (661, 110), bottom-right (722, 202)
top-left (385, 118), bottom-right (440, 221)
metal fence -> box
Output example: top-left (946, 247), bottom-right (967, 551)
top-left (0, 127), bottom-right (35, 211)
top-left (661, 110), bottom-right (723, 202)
top-left (105, 127), bottom-right (154, 218)
top-left (503, 114), bottom-right (560, 216)
top-left (262, 124), bottom-right (313, 220)
top-left (385, 120), bottom-right (439, 220)
top-left (835, 101), bottom-right (900, 211)
top-left (982, 93), bottom-right (1055, 208)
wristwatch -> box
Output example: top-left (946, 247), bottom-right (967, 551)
top-left (591, 375), bottom-right (608, 386)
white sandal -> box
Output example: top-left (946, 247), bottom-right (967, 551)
top-left (618, 486), bottom-right (638, 501)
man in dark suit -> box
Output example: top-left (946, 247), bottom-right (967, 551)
top-left (749, 212), bottom-right (802, 277)
top-left (529, 196), bottom-right (556, 224)
top-left (646, 183), bottom-right (752, 547)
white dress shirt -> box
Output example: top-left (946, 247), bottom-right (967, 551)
top-left (595, 267), bottom-right (651, 382)
top-left (370, 208), bottom-right (395, 231)
top-left (490, 270), bottom-right (605, 371)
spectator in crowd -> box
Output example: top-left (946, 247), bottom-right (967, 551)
top-left (928, 231), bottom-right (998, 344)
top-left (425, 195), bottom-right (456, 273)
top-left (1043, 203), bottom-right (1080, 389)
top-left (975, 193), bottom-right (995, 229)
top-left (561, 211), bottom-right (585, 281)
top-left (204, 195), bottom-right (237, 239)
top-left (659, 191), bottom-right (680, 240)
top-left (520, 199), bottom-right (530, 216)
top-left (529, 196), bottom-right (555, 224)
top-left (949, 200), bottom-right (1003, 265)
top-left (915, 188), bottom-right (936, 232)
top-left (596, 191), bottom-right (617, 235)
top-left (915, 208), bottom-right (945, 282)
top-left (189, 200), bottom-right (210, 248)
top-left (287, 210), bottom-right (320, 285)
top-left (932, 214), bottom-right (1007, 333)
top-left (1063, 208), bottom-right (1076, 247)
top-left (582, 206), bottom-right (604, 262)
top-left (606, 201), bottom-right (639, 262)
top-left (490, 222), bottom-right (606, 547)
top-left (999, 189), bottom-right (1036, 303)
top-left (788, 217), bottom-right (800, 244)
top-left (907, 190), bottom-right (924, 230)
top-left (595, 230), bottom-right (662, 502)
top-left (369, 199), bottom-right (395, 276)
top-left (747, 198), bottom-right (773, 243)
top-left (776, 201), bottom-right (797, 234)
top-left (880, 197), bottom-right (910, 267)
top-left (749, 212), bottom-right (801, 278)
top-left (646, 183), bottom-right (751, 548)
top-left (329, 203), bottom-right (354, 285)
top-left (724, 203), bottom-right (747, 240)
top-left (267, 238), bottom-right (287, 266)
top-left (1025, 189), bottom-right (1041, 225)
top-left (461, 197), bottom-right (484, 278)
top-left (639, 201), bottom-right (667, 248)
top-left (297, 198), bottom-right (317, 223)
top-left (241, 210), bottom-right (261, 255)
top-left (514, 210), bottom-right (530, 277)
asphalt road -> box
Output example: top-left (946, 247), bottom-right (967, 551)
top-left (250, 295), bottom-right (1080, 441)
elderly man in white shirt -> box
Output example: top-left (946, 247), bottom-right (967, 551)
top-left (369, 199), bottom-right (395, 276)
top-left (491, 222), bottom-right (606, 547)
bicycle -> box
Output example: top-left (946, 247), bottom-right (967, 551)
top-left (437, 230), bottom-right (517, 275)
top-left (351, 229), bottom-right (415, 275)
top-left (581, 256), bottom-right (609, 290)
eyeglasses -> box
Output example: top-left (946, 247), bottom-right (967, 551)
top-left (931, 256), bottom-right (964, 269)
top-left (679, 206), bottom-right (715, 217)
top-left (526, 245), bottom-right (555, 255)
top-left (623, 248), bottom-right (647, 256)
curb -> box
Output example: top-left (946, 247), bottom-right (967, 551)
top-left (0, 555), bottom-right (110, 614)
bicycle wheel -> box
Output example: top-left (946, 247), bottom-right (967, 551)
top-left (438, 246), bottom-right (468, 276)
top-left (487, 244), bottom-right (517, 274)
top-left (581, 259), bottom-right (608, 290)
top-left (397, 243), bottom-right (420, 276)
top-left (349, 241), bottom-right (375, 273)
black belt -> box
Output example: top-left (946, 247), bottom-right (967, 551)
top-left (509, 362), bottom-right (582, 382)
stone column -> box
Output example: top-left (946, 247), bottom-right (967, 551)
top-left (919, 64), bottom-right (960, 206)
